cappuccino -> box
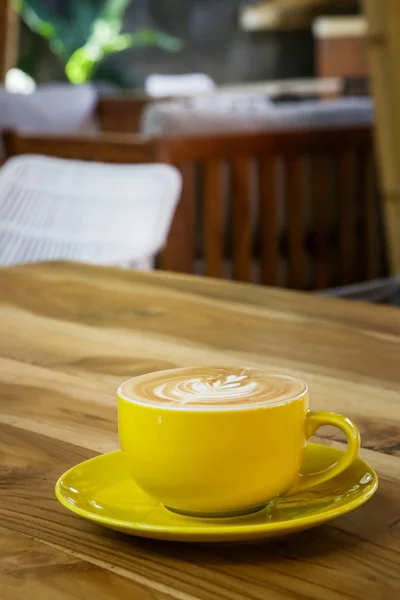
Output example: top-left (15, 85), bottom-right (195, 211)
top-left (119, 366), bottom-right (306, 410)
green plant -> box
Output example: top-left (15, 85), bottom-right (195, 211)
top-left (19, 0), bottom-right (182, 87)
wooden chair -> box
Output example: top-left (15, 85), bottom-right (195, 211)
top-left (3, 127), bottom-right (387, 290)
top-left (156, 126), bottom-right (387, 288)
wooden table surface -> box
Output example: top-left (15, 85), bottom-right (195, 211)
top-left (0, 262), bottom-right (399, 600)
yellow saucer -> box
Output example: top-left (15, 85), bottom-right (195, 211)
top-left (55, 444), bottom-right (377, 542)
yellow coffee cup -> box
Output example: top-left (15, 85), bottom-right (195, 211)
top-left (118, 367), bottom-right (360, 517)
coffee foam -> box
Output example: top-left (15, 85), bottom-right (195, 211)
top-left (119, 367), bottom-right (307, 410)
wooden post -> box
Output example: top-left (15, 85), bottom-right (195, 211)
top-left (0, 0), bottom-right (19, 83)
top-left (363, 0), bottom-right (400, 273)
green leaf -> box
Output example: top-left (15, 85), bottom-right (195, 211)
top-left (20, 1), bottom-right (68, 58)
top-left (126, 29), bottom-right (183, 52)
top-left (21, 6), bottom-right (56, 40)
top-left (65, 47), bottom-right (96, 84)
top-left (103, 29), bottom-right (183, 54)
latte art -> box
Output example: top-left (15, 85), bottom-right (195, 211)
top-left (120, 367), bottom-right (306, 409)
top-left (153, 373), bottom-right (259, 404)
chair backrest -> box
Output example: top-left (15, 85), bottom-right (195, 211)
top-left (3, 127), bottom-right (387, 289)
top-left (156, 126), bottom-right (387, 289)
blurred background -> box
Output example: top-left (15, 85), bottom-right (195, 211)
top-left (9, 0), bottom-right (363, 89)
top-left (0, 0), bottom-right (399, 304)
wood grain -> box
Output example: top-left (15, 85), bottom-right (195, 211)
top-left (0, 423), bottom-right (399, 600)
top-left (0, 527), bottom-right (170, 600)
top-left (0, 261), bottom-right (399, 599)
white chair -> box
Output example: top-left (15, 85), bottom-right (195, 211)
top-left (0, 155), bottom-right (181, 269)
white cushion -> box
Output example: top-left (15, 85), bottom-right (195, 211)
top-left (142, 96), bottom-right (373, 137)
top-left (0, 155), bottom-right (181, 268)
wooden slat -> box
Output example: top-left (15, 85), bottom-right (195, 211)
top-left (338, 152), bottom-right (355, 285)
top-left (366, 156), bottom-right (387, 280)
top-left (356, 150), bottom-right (380, 281)
top-left (231, 157), bottom-right (251, 282)
top-left (311, 154), bottom-right (330, 289)
top-left (159, 162), bottom-right (195, 274)
top-left (286, 154), bottom-right (305, 288)
top-left (258, 156), bottom-right (279, 286)
top-left (204, 160), bottom-right (224, 278)
top-left (367, 157), bottom-right (385, 280)
top-left (355, 149), bottom-right (367, 282)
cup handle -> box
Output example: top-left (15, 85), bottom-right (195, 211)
top-left (288, 411), bottom-right (361, 494)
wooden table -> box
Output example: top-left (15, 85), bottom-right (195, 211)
top-left (0, 262), bottom-right (399, 600)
